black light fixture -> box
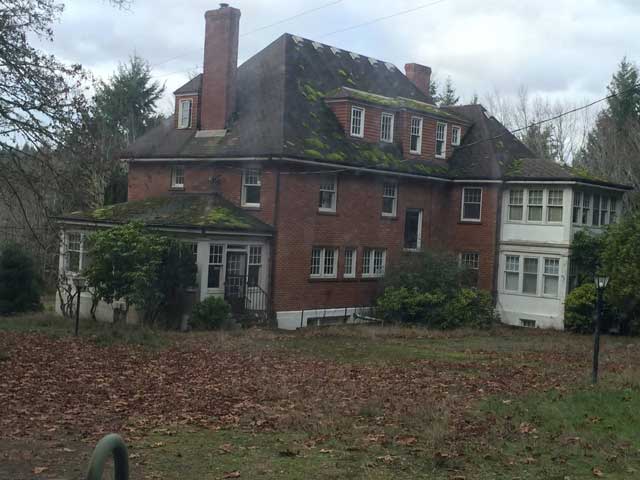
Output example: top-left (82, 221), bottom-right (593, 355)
top-left (71, 275), bottom-right (88, 337)
top-left (592, 273), bottom-right (610, 384)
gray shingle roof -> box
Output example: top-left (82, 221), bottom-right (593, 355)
top-left (173, 74), bottom-right (202, 95)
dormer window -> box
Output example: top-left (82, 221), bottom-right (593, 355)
top-left (178, 99), bottom-right (192, 129)
top-left (350, 106), bottom-right (365, 138)
top-left (380, 112), bottom-right (394, 143)
top-left (451, 125), bottom-right (461, 146)
top-left (436, 122), bottom-right (447, 158)
top-left (410, 117), bottom-right (423, 154)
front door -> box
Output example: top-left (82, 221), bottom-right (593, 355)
top-left (224, 251), bottom-right (247, 313)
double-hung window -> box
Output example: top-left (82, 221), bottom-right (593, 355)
top-left (508, 189), bottom-right (524, 221)
top-left (547, 189), bottom-right (563, 222)
top-left (363, 248), bottom-right (386, 277)
top-left (382, 181), bottom-right (397, 217)
top-left (241, 169), bottom-right (261, 207)
top-left (380, 112), bottom-right (394, 143)
top-left (504, 255), bottom-right (520, 291)
top-left (66, 232), bottom-right (87, 274)
top-left (207, 244), bottom-right (224, 289)
top-left (435, 122), bottom-right (447, 158)
top-left (171, 165), bottom-right (185, 189)
top-left (461, 187), bottom-right (482, 221)
top-left (318, 175), bottom-right (337, 212)
top-left (592, 195), bottom-right (601, 226)
top-left (581, 194), bottom-right (591, 225)
top-left (410, 117), bottom-right (423, 154)
top-left (461, 252), bottom-right (480, 285)
top-left (310, 247), bottom-right (338, 278)
top-left (350, 106), bottom-right (364, 138)
top-left (451, 125), bottom-right (461, 146)
top-left (178, 99), bottom-right (192, 129)
top-left (404, 208), bottom-right (423, 250)
top-left (573, 191), bottom-right (582, 224)
top-left (600, 197), bottom-right (609, 226)
top-left (527, 189), bottom-right (543, 222)
top-left (543, 258), bottom-right (560, 296)
top-left (344, 248), bottom-right (356, 278)
top-left (610, 198), bottom-right (618, 224)
top-left (522, 257), bottom-right (539, 295)
top-left (248, 246), bottom-right (262, 287)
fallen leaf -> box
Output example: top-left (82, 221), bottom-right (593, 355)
top-left (222, 471), bottom-right (240, 478)
top-left (395, 435), bottom-right (418, 446)
top-left (33, 467), bottom-right (48, 474)
top-left (592, 467), bottom-right (604, 477)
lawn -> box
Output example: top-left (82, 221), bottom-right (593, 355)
top-left (1, 314), bottom-right (639, 479)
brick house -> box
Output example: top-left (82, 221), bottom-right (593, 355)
top-left (57, 4), bottom-right (631, 329)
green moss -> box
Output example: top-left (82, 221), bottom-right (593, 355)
top-left (326, 152), bottom-right (346, 162)
top-left (197, 207), bottom-right (251, 229)
top-left (304, 149), bottom-right (324, 159)
top-left (338, 69), bottom-right (349, 78)
top-left (505, 158), bottom-right (524, 176)
top-left (300, 82), bottom-right (324, 103)
top-left (304, 137), bottom-right (327, 151)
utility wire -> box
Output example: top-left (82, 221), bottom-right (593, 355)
top-left (319, 0), bottom-right (448, 38)
top-left (457, 83), bottom-right (640, 150)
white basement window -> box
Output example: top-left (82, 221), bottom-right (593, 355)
top-left (171, 165), bottom-right (185, 189)
top-left (178, 99), bottom-right (192, 129)
top-left (362, 248), bottom-right (386, 278)
top-left (380, 112), bottom-right (394, 142)
top-left (242, 168), bottom-right (261, 207)
top-left (410, 117), bottom-right (423, 154)
top-left (350, 106), bottom-right (365, 138)
top-left (382, 181), bottom-right (397, 217)
top-left (310, 247), bottom-right (338, 278)
top-left (318, 174), bottom-right (337, 212)
top-left (461, 187), bottom-right (482, 221)
top-left (435, 122), bottom-right (447, 158)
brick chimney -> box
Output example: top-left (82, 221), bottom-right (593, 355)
top-left (405, 63), bottom-right (432, 101)
top-left (200, 3), bottom-right (241, 132)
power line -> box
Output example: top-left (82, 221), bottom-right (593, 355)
top-left (457, 83), bottom-right (640, 150)
top-left (318, 0), bottom-right (448, 38)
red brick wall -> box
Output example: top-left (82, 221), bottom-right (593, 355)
top-left (327, 99), bottom-right (466, 163)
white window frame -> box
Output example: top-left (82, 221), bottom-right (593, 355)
top-left (65, 232), bottom-right (87, 274)
top-left (546, 189), bottom-right (564, 223)
top-left (435, 122), bottom-right (447, 158)
top-left (504, 255), bottom-right (520, 292)
top-left (527, 189), bottom-right (544, 223)
top-left (207, 244), bottom-right (225, 290)
top-left (409, 116), bottom-right (423, 154)
top-left (508, 189), bottom-right (524, 222)
top-left (382, 181), bottom-right (397, 217)
top-left (403, 208), bottom-right (423, 251)
top-left (363, 248), bottom-right (386, 278)
top-left (451, 125), bottom-right (461, 146)
top-left (461, 187), bottom-right (482, 222)
top-left (310, 247), bottom-right (338, 279)
top-left (318, 174), bottom-right (337, 213)
top-left (178, 99), bottom-right (192, 129)
top-left (241, 168), bottom-right (261, 208)
top-left (247, 245), bottom-right (263, 287)
top-left (572, 191), bottom-right (582, 224)
top-left (350, 106), bottom-right (365, 138)
top-left (171, 165), bottom-right (185, 189)
top-left (503, 253), bottom-right (562, 298)
top-left (461, 252), bottom-right (480, 271)
top-left (344, 247), bottom-right (356, 278)
top-left (380, 112), bottom-right (394, 143)
top-left (543, 257), bottom-right (560, 297)
top-left (522, 257), bottom-right (539, 295)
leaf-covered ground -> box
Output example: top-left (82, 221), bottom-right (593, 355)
top-left (1, 314), bottom-right (640, 479)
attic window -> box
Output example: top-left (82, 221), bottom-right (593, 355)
top-left (350, 106), bottom-right (365, 138)
top-left (451, 125), bottom-right (461, 146)
top-left (436, 122), bottom-right (447, 158)
top-left (178, 99), bottom-right (192, 129)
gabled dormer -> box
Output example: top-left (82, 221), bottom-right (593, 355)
top-left (173, 75), bottom-right (201, 130)
top-left (324, 86), bottom-right (470, 162)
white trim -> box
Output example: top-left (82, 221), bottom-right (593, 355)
top-left (171, 165), bottom-right (185, 189)
top-left (453, 179), bottom-right (503, 183)
top-left (178, 99), bottom-right (192, 129)
top-left (435, 122), bottom-right (447, 159)
top-left (350, 106), bottom-right (365, 138)
top-left (56, 220), bottom-right (273, 237)
top-left (175, 92), bottom-right (199, 97)
top-left (460, 187), bottom-right (483, 222)
top-left (506, 180), bottom-right (629, 192)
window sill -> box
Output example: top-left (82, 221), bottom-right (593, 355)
top-left (169, 186), bottom-right (185, 191)
top-left (403, 248), bottom-right (422, 253)
top-left (241, 205), bottom-right (262, 211)
top-left (381, 214), bottom-right (397, 220)
top-left (500, 290), bottom-right (559, 300)
top-left (318, 210), bottom-right (337, 216)
top-left (458, 219), bottom-right (482, 225)
top-left (435, 155), bottom-right (446, 160)
top-left (308, 277), bottom-right (339, 283)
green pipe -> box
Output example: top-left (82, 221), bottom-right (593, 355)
top-left (86, 434), bottom-right (129, 480)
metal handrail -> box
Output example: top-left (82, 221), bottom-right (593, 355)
top-left (86, 434), bottom-right (129, 480)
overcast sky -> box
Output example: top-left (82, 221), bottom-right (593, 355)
top-left (37, 0), bottom-right (640, 115)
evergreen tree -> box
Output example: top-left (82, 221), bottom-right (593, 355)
top-left (438, 76), bottom-right (460, 106)
top-left (607, 57), bottom-right (640, 128)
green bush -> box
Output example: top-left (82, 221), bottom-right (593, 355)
top-left (190, 296), bottom-right (232, 330)
top-left (564, 283), bottom-right (617, 333)
top-left (0, 243), bottom-right (43, 315)
top-left (442, 289), bottom-right (498, 329)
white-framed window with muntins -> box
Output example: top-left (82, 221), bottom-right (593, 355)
top-left (410, 116), bottom-right (423, 154)
top-left (547, 189), bottom-right (564, 222)
top-left (178, 99), bottom-right (192, 129)
top-left (451, 125), bottom-right (461, 146)
top-left (382, 181), bottom-right (397, 217)
top-left (247, 245), bottom-right (262, 287)
top-left (350, 106), bottom-right (365, 138)
top-left (362, 248), bottom-right (386, 278)
top-left (436, 122), bottom-right (447, 158)
top-left (527, 189), bottom-right (544, 222)
top-left (344, 247), bottom-right (356, 278)
top-left (504, 255), bottom-right (520, 291)
top-left (310, 247), bottom-right (338, 278)
top-left (241, 168), bottom-right (261, 207)
top-left (461, 187), bottom-right (482, 221)
top-left (207, 244), bottom-right (224, 289)
top-left (318, 174), bottom-right (337, 212)
top-left (65, 232), bottom-right (88, 274)
top-left (380, 112), bottom-right (394, 143)
top-left (171, 165), bottom-right (185, 189)
top-left (508, 189), bottom-right (524, 221)
top-left (543, 258), bottom-right (560, 296)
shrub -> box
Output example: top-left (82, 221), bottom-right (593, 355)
top-left (442, 289), bottom-right (497, 330)
top-left (190, 296), bottom-right (232, 330)
top-left (564, 283), bottom-right (617, 334)
top-left (0, 243), bottom-right (43, 315)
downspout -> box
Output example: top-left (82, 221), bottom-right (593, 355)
top-left (492, 182), bottom-right (505, 303)
top-left (268, 161), bottom-right (281, 324)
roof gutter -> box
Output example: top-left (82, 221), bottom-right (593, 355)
top-left (505, 179), bottom-right (632, 192)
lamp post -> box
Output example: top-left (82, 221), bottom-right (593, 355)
top-left (592, 274), bottom-right (609, 384)
top-left (71, 276), bottom-right (87, 337)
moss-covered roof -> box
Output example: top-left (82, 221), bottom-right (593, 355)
top-left (327, 87), bottom-right (468, 123)
top-left (57, 194), bottom-right (274, 233)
